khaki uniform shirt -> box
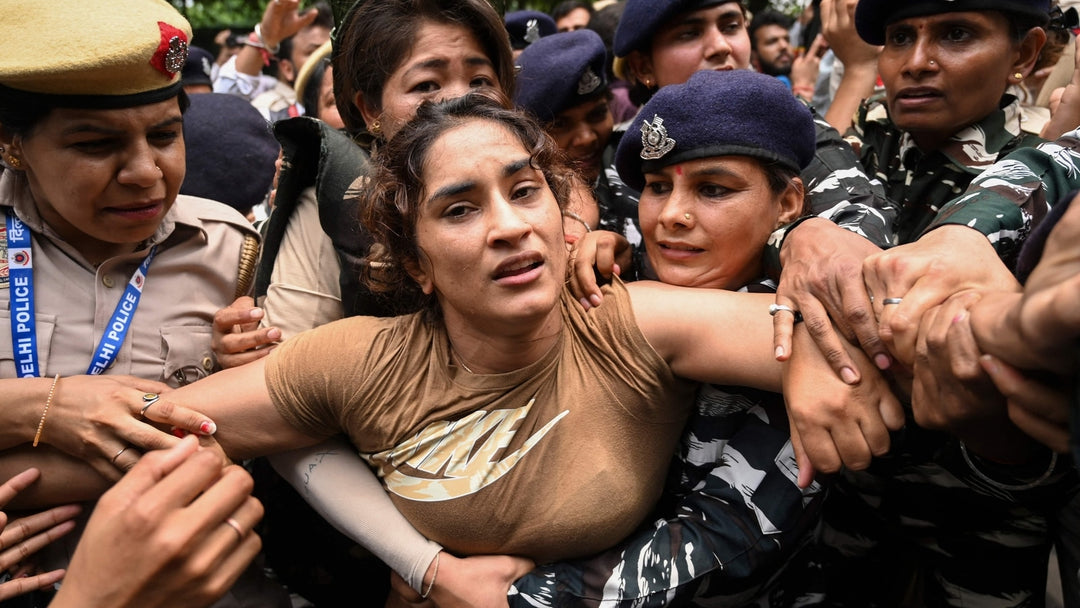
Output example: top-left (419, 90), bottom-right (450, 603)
top-left (259, 185), bottom-right (343, 339)
top-left (0, 170), bottom-right (257, 384)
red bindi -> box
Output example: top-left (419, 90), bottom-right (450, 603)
top-left (675, 165), bottom-right (682, 176)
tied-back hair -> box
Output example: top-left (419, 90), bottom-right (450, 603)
top-left (359, 93), bottom-right (573, 321)
top-left (332, 0), bottom-right (516, 141)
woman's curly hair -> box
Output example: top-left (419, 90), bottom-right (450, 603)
top-left (359, 93), bottom-right (574, 321)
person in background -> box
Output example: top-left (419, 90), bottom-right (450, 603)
top-left (552, 0), bottom-right (595, 32)
top-left (750, 9), bottom-right (797, 87)
top-left (292, 40), bottom-right (343, 130)
top-left (182, 46), bottom-right (217, 95)
top-left (180, 93), bottom-right (280, 223)
top-left (212, 29), bottom-right (247, 80)
top-left (213, 0), bottom-right (332, 121)
top-left (515, 29), bottom-right (641, 251)
top-left (504, 9), bottom-right (558, 59)
top-left (515, 30), bottom-right (613, 186)
top-left (585, 0), bottom-right (638, 124)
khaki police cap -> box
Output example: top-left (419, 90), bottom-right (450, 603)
top-left (0, 0), bottom-right (192, 106)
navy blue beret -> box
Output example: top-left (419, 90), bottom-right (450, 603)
top-left (855, 0), bottom-right (1050, 45)
top-left (181, 93), bottom-right (280, 213)
top-left (182, 45), bottom-right (215, 89)
top-left (615, 69), bottom-right (815, 192)
top-left (614, 0), bottom-right (740, 56)
top-left (505, 10), bottom-right (557, 50)
top-left (515, 30), bottom-right (608, 124)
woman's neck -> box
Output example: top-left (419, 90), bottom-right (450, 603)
top-left (444, 309), bottom-right (564, 375)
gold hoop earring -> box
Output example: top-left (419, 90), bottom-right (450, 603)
top-left (370, 119), bottom-right (382, 136)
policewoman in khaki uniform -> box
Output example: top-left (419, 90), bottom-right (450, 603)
top-left (0, 2), bottom-right (287, 605)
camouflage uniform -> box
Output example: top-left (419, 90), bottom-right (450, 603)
top-left (812, 95), bottom-right (1079, 607)
top-left (932, 128), bottom-right (1080, 264)
top-left (509, 280), bottom-right (827, 607)
top-left (848, 93), bottom-right (1042, 257)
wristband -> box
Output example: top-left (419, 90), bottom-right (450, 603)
top-left (246, 32), bottom-right (273, 67)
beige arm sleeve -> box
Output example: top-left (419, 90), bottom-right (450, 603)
top-left (268, 438), bottom-right (442, 594)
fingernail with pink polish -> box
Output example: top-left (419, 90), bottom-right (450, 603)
top-left (874, 353), bottom-right (891, 370)
top-left (840, 367), bottom-right (858, 385)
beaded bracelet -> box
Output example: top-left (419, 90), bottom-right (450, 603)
top-left (32, 373), bottom-right (62, 447)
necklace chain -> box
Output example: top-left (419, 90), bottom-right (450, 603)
top-left (450, 344), bottom-right (475, 374)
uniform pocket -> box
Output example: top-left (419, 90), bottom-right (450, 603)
top-left (0, 310), bottom-right (57, 377)
top-left (161, 325), bottom-right (215, 386)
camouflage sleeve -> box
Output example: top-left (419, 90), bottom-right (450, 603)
top-left (508, 389), bottom-right (824, 607)
top-left (763, 107), bottom-right (897, 276)
top-left (927, 129), bottom-right (1080, 264)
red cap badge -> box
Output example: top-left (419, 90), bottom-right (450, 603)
top-left (150, 21), bottom-right (189, 78)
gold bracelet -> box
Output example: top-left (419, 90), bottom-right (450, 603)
top-left (33, 373), bottom-right (61, 447)
top-left (419, 551), bottom-right (441, 599)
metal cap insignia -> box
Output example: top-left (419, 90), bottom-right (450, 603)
top-left (640, 115), bottom-right (675, 160)
top-left (525, 19), bottom-right (541, 45)
top-left (577, 68), bottom-right (601, 95)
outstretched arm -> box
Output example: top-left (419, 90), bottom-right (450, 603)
top-left (628, 282), bottom-right (781, 391)
top-left (162, 357), bottom-right (323, 460)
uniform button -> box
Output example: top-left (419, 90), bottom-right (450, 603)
top-left (202, 356), bottom-right (214, 371)
top-left (102, 275), bottom-right (115, 288)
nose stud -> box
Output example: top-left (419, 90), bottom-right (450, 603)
top-left (683, 213), bottom-right (692, 221)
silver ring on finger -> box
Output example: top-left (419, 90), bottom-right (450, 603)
top-left (768, 303), bottom-right (804, 324)
top-left (882, 297), bottom-right (904, 306)
top-left (111, 447), bottom-right (129, 465)
top-left (140, 392), bottom-right (160, 417)
top-left (224, 517), bottom-right (244, 541)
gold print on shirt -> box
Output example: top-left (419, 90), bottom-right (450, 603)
top-left (366, 397), bottom-right (569, 502)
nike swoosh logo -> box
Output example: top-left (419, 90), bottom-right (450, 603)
top-left (366, 397), bottom-right (568, 501)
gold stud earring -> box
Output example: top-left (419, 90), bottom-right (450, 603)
top-left (1014, 72), bottom-right (1024, 81)
top-left (7, 155), bottom-right (21, 169)
top-left (644, 77), bottom-right (653, 88)
top-left (370, 119), bottom-right (382, 136)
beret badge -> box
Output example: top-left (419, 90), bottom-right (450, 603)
top-left (577, 68), bottom-right (601, 95)
top-left (152, 21), bottom-right (190, 78)
top-left (640, 115), bottom-right (676, 160)
top-left (525, 19), bottom-right (542, 45)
